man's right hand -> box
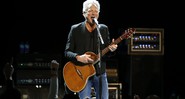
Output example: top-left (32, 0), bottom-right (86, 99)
top-left (76, 54), bottom-right (94, 64)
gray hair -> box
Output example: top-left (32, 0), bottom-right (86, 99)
top-left (82, 0), bottom-right (100, 13)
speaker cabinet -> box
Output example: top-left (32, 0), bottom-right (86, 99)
top-left (91, 83), bottom-right (122, 99)
top-left (129, 55), bottom-right (163, 99)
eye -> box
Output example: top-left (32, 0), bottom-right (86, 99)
top-left (88, 10), bottom-right (98, 13)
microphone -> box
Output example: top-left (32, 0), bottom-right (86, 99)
top-left (93, 18), bottom-right (104, 44)
top-left (93, 18), bottom-right (99, 25)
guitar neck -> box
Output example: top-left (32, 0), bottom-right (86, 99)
top-left (101, 36), bottom-right (124, 56)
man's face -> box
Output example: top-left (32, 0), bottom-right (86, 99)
top-left (85, 4), bottom-right (99, 24)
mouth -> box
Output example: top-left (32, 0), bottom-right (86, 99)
top-left (91, 17), bottom-right (95, 19)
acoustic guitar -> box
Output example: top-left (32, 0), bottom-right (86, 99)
top-left (63, 28), bottom-right (136, 92)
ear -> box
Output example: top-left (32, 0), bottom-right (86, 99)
top-left (83, 12), bottom-right (87, 18)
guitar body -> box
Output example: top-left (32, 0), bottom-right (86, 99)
top-left (63, 52), bottom-right (97, 92)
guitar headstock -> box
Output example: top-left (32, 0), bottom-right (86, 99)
top-left (122, 28), bottom-right (136, 39)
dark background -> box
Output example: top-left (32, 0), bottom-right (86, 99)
top-left (1, 0), bottom-right (184, 98)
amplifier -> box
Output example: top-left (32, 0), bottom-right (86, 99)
top-left (106, 69), bottom-right (119, 82)
top-left (15, 53), bottom-right (62, 86)
top-left (91, 83), bottom-right (122, 99)
top-left (128, 28), bottom-right (164, 55)
top-left (16, 53), bottom-right (62, 68)
top-left (16, 69), bottom-right (51, 85)
top-left (106, 59), bottom-right (119, 82)
top-left (109, 83), bottom-right (122, 99)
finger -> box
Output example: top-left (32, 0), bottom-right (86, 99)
top-left (87, 58), bottom-right (94, 63)
top-left (112, 39), bottom-right (115, 42)
top-left (86, 54), bottom-right (91, 58)
top-left (108, 46), bottom-right (113, 51)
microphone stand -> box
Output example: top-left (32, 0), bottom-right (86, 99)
top-left (95, 21), bottom-right (104, 99)
top-left (94, 18), bottom-right (104, 45)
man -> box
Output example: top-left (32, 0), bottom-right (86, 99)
top-left (0, 60), bottom-right (21, 99)
top-left (48, 60), bottom-right (59, 99)
top-left (64, 0), bottom-right (118, 98)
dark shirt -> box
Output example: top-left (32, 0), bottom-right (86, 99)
top-left (64, 21), bottom-right (111, 75)
top-left (0, 80), bottom-right (21, 99)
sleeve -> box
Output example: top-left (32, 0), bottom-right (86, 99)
top-left (100, 24), bottom-right (113, 60)
top-left (64, 25), bottom-right (78, 61)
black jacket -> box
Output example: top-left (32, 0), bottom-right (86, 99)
top-left (64, 21), bottom-right (111, 75)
